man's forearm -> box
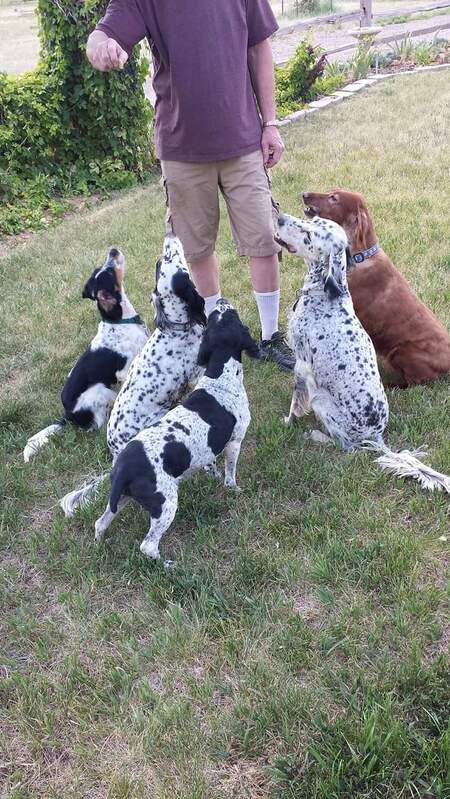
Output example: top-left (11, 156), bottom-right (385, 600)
top-left (247, 38), bottom-right (276, 123)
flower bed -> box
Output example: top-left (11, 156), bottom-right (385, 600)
top-left (276, 35), bottom-right (450, 118)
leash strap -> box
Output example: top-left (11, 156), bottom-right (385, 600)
top-left (264, 164), bottom-right (283, 264)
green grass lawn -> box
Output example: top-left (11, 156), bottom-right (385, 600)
top-left (1, 71), bottom-right (449, 799)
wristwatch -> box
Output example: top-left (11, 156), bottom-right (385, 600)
top-left (263, 119), bottom-right (281, 128)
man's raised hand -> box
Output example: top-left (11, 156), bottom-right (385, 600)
top-left (87, 34), bottom-right (128, 72)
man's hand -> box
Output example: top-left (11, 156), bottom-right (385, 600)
top-left (261, 126), bottom-right (285, 169)
top-left (87, 32), bottom-right (128, 72)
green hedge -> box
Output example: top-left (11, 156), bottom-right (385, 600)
top-left (276, 40), bottom-right (346, 118)
top-left (0, 0), bottom-right (154, 236)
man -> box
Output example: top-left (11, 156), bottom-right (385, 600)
top-left (87, 0), bottom-right (294, 370)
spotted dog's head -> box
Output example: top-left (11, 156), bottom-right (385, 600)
top-left (82, 248), bottom-right (125, 322)
top-left (276, 213), bottom-right (350, 299)
top-left (152, 233), bottom-right (206, 330)
top-left (197, 298), bottom-right (259, 377)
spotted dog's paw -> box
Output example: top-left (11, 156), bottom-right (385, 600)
top-left (304, 430), bottom-right (333, 445)
top-left (204, 462), bottom-right (222, 479)
top-left (224, 479), bottom-right (242, 492)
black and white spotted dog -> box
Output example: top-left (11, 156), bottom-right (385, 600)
top-left (93, 299), bottom-right (259, 563)
top-left (23, 248), bottom-right (148, 463)
top-left (107, 233), bottom-right (206, 459)
top-left (60, 233), bottom-right (206, 516)
top-left (276, 212), bottom-right (450, 492)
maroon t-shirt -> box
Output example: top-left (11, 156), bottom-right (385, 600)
top-left (96, 0), bottom-right (278, 162)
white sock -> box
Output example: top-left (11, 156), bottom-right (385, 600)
top-left (254, 289), bottom-right (280, 341)
top-left (204, 292), bottom-right (221, 317)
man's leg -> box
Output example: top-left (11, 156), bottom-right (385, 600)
top-left (250, 254), bottom-right (279, 342)
top-left (219, 151), bottom-right (294, 370)
top-left (189, 254), bottom-right (221, 317)
top-left (161, 161), bottom-right (221, 316)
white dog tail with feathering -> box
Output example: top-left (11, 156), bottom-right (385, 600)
top-left (60, 472), bottom-right (108, 517)
top-left (23, 420), bottom-right (66, 463)
top-left (363, 441), bottom-right (450, 494)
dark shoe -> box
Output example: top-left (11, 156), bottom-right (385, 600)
top-left (259, 331), bottom-right (295, 371)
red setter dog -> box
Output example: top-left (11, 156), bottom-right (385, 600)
top-left (302, 189), bottom-right (450, 387)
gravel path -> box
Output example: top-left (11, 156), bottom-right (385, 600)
top-left (272, 10), bottom-right (450, 63)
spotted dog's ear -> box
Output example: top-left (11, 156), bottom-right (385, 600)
top-left (197, 327), bottom-right (213, 366)
top-left (240, 323), bottom-right (260, 359)
top-left (153, 293), bottom-right (168, 330)
top-left (82, 269), bottom-right (100, 300)
top-left (172, 270), bottom-right (207, 327)
top-left (97, 290), bottom-right (120, 315)
top-left (324, 243), bottom-right (346, 300)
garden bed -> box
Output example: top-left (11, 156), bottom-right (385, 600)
top-left (276, 33), bottom-right (450, 117)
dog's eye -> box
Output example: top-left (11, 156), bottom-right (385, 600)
top-left (329, 194), bottom-right (339, 204)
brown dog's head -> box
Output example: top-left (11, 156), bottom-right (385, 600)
top-left (302, 190), bottom-right (376, 253)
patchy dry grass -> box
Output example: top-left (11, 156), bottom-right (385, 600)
top-left (1, 71), bottom-right (449, 798)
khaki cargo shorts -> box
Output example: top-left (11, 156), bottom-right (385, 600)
top-left (161, 149), bottom-right (281, 262)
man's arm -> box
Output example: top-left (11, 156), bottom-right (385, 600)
top-left (86, 29), bottom-right (128, 71)
top-left (248, 38), bottom-right (284, 169)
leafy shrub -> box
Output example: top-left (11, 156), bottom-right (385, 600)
top-left (369, 49), bottom-right (396, 69)
top-left (389, 35), bottom-right (415, 63)
top-left (0, 0), bottom-right (154, 235)
top-left (413, 42), bottom-right (435, 66)
top-left (292, 0), bottom-right (327, 14)
top-left (320, 61), bottom-right (347, 94)
top-left (324, 60), bottom-right (347, 79)
top-left (314, 72), bottom-right (346, 96)
top-left (276, 41), bottom-right (328, 117)
top-left (348, 48), bottom-right (373, 80)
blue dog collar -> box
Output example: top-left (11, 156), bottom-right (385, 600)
top-left (103, 314), bottom-right (145, 325)
top-left (349, 244), bottom-right (380, 264)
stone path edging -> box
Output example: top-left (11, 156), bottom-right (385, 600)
top-left (277, 62), bottom-right (450, 126)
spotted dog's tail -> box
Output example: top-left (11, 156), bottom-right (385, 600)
top-left (363, 441), bottom-right (450, 494)
top-left (23, 420), bottom-right (66, 463)
top-left (60, 472), bottom-right (108, 517)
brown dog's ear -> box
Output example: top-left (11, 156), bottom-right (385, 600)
top-left (354, 205), bottom-right (371, 251)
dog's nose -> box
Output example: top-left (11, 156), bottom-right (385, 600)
top-left (278, 214), bottom-right (286, 227)
top-left (302, 192), bottom-right (311, 201)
